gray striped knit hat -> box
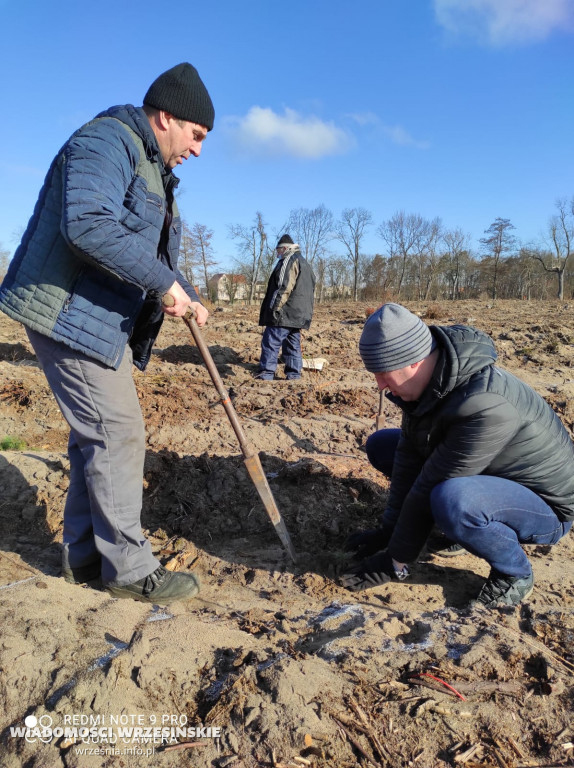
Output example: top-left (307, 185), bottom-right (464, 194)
top-left (359, 303), bottom-right (436, 373)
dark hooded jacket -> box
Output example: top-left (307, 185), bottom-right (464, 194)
top-left (0, 105), bottom-right (199, 370)
top-left (259, 249), bottom-right (315, 330)
top-left (383, 324), bottom-right (574, 563)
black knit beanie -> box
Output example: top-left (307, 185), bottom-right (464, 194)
top-left (277, 234), bottom-right (294, 247)
top-left (144, 63), bottom-right (215, 131)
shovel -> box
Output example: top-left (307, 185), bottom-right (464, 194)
top-left (162, 296), bottom-right (297, 563)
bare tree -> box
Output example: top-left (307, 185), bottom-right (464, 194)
top-left (257, 246), bottom-right (279, 288)
top-left (416, 217), bottom-right (443, 300)
top-left (285, 204), bottom-right (334, 267)
top-left (222, 274), bottom-right (241, 305)
top-left (377, 211), bottom-right (428, 298)
top-left (228, 212), bottom-right (271, 304)
top-left (515, 250), bottom-right (542, 300)
top-left (179, 220), bottom-right (199, 288)
top-left (314, 255), bottom-right (328, 303)
top-left (441, 228), bottom-right (471, 300)
top-left (333, 207), bottom-right (373, 301)
top-left (363, 254), bottom-right (393, 301)
top-left (325, 255), bottom-right (352, 300)
top-left (0, 242), bottom-right (10, 281)
top-left (188, 222), bottom-right (218, 296)
top-left (530, 197), bottom-right (574, 300)
top-left (498, 249), bottom-right (545, 300)
top-left (11, 226), bottom-right (25, 246)
top-left (479, 218), bottom-right (516, 301)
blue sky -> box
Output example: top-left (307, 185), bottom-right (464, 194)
top-left (1, 0), bottom-right (573, 270)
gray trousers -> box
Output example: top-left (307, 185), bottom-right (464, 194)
top-left (26, 329), bottom-right (158, 586)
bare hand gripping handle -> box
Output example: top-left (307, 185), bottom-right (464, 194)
top-left (162, 296), bottom-right (297, 562)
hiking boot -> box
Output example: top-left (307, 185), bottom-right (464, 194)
top-left (340, 550), bottom-right (410, 592)
top-left (62, 560), bottom-right (101, 584)
top-left (428, 540), bottom-right (467, 557)
top-left (472, 569), bottom-right (534, 609)
top-left (106, 566), bottom-right (201, 604)
top-left (425, 530), bottom-right (467, 557)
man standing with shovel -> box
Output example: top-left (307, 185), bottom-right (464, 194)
top-left (0, 63), bottom-right (214, 603)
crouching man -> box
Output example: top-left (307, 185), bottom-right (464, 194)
top-left (342, 303), bottom-right (574, 608)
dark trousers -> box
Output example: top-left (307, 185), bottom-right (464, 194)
top-left (366, 428), bottom-right (572, 577)
top-left (258, 326), bottom-right (302, 380)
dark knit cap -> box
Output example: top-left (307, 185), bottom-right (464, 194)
top-left (143, 63), bottom-right (215, 131)
top-left (359, 303), bottom-right (436, 373)
top-left (277, 234), bottom-right (294, 247)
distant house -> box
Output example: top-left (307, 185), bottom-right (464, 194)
top-left (208, 273), bottom-right (250, 303)
top-left (320, 284), bottom-right (352, 300)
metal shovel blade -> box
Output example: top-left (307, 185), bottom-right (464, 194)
top-left (162, 294), bottom-right (297, 562)
top-left (243, 453), bottom-right (298, 563)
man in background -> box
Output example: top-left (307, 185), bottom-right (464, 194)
top-left (0, 63), bottom-right (214, 603)
top-left (256, 234), bottom-right (315, 380)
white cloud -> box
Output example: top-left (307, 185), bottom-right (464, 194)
top-left (348, 113), bottom-right (430, 150)
top-left (381, 125), bottom-right (431, 150)
top-left (223, 106), bottom-right (351, 159)
top-left (347, 111), bottom-right (380, 127)
top-left (434, 0), bottom-right (574, 45)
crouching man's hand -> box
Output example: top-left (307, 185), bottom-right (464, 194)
top-left (344, 525), bottom-right (393, 560)
top-left (340, 550), bottom-right (410, 592)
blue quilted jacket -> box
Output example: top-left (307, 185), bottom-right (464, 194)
top-left (0, 104), bottom-right (199, 370)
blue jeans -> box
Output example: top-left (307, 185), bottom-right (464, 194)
top-left (26, 328), bottom-right (159, 586)
top-left (258, 326), bottom-right (302, 379)
top-left (366, 428), bottom-right (572, 577)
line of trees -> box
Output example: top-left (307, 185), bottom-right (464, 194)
top-left (3, 197), bottom-right (573, 303)
top-left (217, 196), bottom-right (574, 303)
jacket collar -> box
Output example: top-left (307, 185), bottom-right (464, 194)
top-left (95, 104), bottom-right (180, 190)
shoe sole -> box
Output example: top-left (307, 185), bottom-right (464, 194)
top-left (106, 581), bottom-right (201, 604)
top-left (431, 547), bottom-right (467, 558)
top-left (520, 584), bottom-right (534, 602)
top-left (106, 591), bottom-right (199, 604)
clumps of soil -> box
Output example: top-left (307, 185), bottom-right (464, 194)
top-left (142, 450), bottom-right (386, 573)
top-left (2, 300), bottom-right (574, 768)
top-left (0, 380), bottom-right (33, 408)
